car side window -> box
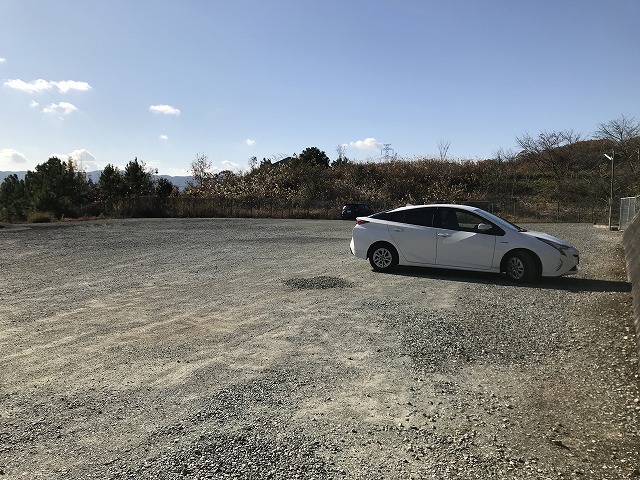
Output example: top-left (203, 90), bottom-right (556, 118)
top-left (439, 208), bottom-right (460, 230)
top-left (438, 208), bottom-right (502, 235)
top-left (403, 208), bottom-right (435, 227)
top-left (455, 211), bottom-right (485, 232)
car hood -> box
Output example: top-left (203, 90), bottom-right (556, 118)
top-left (521, 231), bottom-right (576, 249)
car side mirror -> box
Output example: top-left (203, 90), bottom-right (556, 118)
top-left (477, 223), bottom-right (492, 232)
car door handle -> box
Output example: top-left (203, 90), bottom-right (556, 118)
top-left (437, 233), bottom-right (450, 237)
top-left (392, 227), bottom-right (404, 232)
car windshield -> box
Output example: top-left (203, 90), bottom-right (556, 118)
top-left (474, 208), bottom-right (527, 232)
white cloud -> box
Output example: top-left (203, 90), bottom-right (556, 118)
top-left (159, 134), bottom-right (169, 141)
top-left (30, 100), bottom-right (39, 108)
top-left (43, 102), bottom-right (78, 116)
top-left (58, 149), bottom-right (99, 171)
top-left (0, 148), bottom-right (29, 170)
top-left (220, 159), bottom-right (242, 172)
top-left (0, 57), bottom-right (6, 64)
top-left (3, 78), bottom-right (91, 93)
top-left (245, 138), bottom-right (256, 146)
top-left (149, 104), bottom-right (181, 116)
top-left (53, 80), bottom-right (91, 93)
top-left (4, 78), bottom-right (53, 93)
top-left (348, 137), bottom-right (383, 152)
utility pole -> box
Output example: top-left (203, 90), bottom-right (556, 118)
top-left (604, 152), bottom-right (614, 230)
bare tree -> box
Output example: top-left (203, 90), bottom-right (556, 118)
top-left (516, 130), bottom-right (582, 213)
top-left (188, 153), bottom-right (214, 194)
top-left (595, 115), bottom-right (640, 179)
top-left (595, 115), bottom-right (640, 145)
top-left (494, 147), bottom-right (519, 201)
top-left (437, 139), bottom-right (450, 162)
top-left (516, 130), bottom-right (581, 176)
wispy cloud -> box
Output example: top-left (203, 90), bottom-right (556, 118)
top-left (149, 104), bottom-right (181, 116)
top-left (348, 137), bottom-right (383, 152)
top-left (245, 138), bottom-right (256, 146)
top-left (159, 134), bottom-right (169, 141)
top-left (4, 78), bottom-right (91, 93)
top-left (43, 102), bottom-right (78, 116)
top-left (0, 57), bottom-right (6, 64)
top-left (30, 100), bottom-right (39, 108)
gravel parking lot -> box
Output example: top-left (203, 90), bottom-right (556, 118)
top-left (1, 218), bottom-right (638, 479)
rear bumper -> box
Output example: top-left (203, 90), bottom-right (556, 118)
top-left (350, 237), bottom-right (367, 259)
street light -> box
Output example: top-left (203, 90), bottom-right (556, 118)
top-left (604, 152), bottom-right (614, 230)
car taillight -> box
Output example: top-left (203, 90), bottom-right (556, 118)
top-left (356, 219), bottom-right (369, 225)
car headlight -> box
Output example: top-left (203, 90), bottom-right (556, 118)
top-left (535, 237), bottom-right (571, 256)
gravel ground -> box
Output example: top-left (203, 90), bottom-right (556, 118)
top-left (0, 218), bottom-right (638, 479)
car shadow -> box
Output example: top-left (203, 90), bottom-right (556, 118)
top-left (385, 266), bottom-right (631, 293)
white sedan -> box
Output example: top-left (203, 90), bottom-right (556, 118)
top-left (349, 204), bottom-right (579, 282)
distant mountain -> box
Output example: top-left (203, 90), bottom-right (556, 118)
top-left (151, 174), bottom-right (192, 191)
top-left (0, 171), bottom-right (193, 191)
top-left (0, 171), bottom-right (26, 181)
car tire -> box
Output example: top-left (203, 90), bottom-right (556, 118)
top-left (368, 243), bottom-right (398, 272)
top-left (505, 251), bottom-right (536, 283)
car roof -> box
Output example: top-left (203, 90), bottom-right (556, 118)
top-left (391, 203), bottom-right (480, 212)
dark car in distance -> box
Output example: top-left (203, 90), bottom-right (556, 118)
top-left (341, 203), bottom-right (374, 220)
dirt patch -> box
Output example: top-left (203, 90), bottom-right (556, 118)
top-left (0, 219), bottom-right (638, 479)
top-left (283, 276), bottom-right (354, 289)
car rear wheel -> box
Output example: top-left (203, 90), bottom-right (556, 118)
top-left (368, 243), bottom-right (398, 272)
top-left (505, 251), bottom-right (536, 283)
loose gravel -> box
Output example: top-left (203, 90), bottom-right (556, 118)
top-left (0, 219), bottom-right (638, 479)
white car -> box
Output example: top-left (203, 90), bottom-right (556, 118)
top-left (349, 204), bottom-right (579, 282)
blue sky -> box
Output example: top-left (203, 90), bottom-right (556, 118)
top-left (1, 0), bottom-right (638, 176)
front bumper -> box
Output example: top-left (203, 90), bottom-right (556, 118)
top-left (555, 253), bottom-right (580, 276)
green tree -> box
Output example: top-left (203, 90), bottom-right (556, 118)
top-left (155, 177), bottom-right (176, 197)
top-left (0, 174), bottom-right (27, 221)
top-left (98, 164), bottom-right (124, 200)
top-left (122, 157), bottom-right (154, 196)
top-left (24, 157), bottom-right (89, 218)
top-left (298, 147), bottom-right (330, 168)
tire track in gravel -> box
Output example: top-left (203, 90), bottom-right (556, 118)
top-left (1, 219), bottom-right (637, 479)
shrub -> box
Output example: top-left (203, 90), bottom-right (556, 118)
top-left (27, 211), bottom-right (54, 223)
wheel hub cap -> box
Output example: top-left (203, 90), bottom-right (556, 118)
top-left (508, 258), bottom-right (524, 279)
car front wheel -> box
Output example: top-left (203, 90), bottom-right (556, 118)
top-left (369, 243), bottom-right (398, 272)
top-left (505, 251), bottom-right (536, 283)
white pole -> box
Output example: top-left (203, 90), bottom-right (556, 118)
top-left (604, 153), bottom-right (614, 230)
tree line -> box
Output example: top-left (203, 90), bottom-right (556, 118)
top-left (1, 116), bottom-right (639, 223)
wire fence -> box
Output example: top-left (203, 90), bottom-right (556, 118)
top-left (83, 196), bottom-right (613, 225)
top-left (620, 196), bottom-right (640, 231)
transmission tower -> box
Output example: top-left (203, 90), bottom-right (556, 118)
top-left (381, 144), bottom-right (395, 161)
